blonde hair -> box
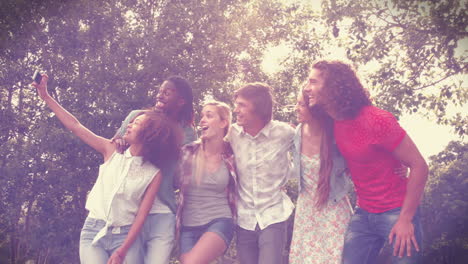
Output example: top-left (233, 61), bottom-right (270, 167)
top-left (194, 100), bottom-right (232, 184)
top-left (202, 100), bottom-right (232, 137)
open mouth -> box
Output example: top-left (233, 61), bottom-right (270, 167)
top-left (155, 101), bottom-right (166, 108)
top-left (198, 126), bottom-right (209, 132)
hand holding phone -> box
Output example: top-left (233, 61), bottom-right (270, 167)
top-left (31, 72), bottom-right (49, 99)
top-left (32, 70), bottom-right (42, 84)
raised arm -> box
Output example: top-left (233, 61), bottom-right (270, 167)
top-left (107, 171), bottom-right (163, 264)
top-left (388, 134), bottom-right (429, 257)
top-left (32, 74), bottom-right (115, 161)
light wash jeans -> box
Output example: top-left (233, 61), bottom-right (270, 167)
top-left (79, 217), bottom-right (143, 264)
top-left (342, 207), bottom-right (423, 264)
top-left (141, 213), bottom-right (176, 264)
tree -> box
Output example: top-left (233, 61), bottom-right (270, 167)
top-left (320, 0), bottom-right (467, 136)
top-left (421, 141), bottom-right (468, 264)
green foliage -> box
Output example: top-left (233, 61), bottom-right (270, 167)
top-left (0, 0), bottom-right (466, 263)
top-left (319, 0), bottom-right (467, 136)
top-left (421, 141), bottom-right (468, 263)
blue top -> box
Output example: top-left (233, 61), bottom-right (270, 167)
top-left (292, 124), bottom-right (351, 204)
top-left (117, 109), bottom-right (197, 213)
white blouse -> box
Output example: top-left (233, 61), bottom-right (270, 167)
top-left (86, 150), bottom-right (170, 244)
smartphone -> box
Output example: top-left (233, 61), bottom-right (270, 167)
top-left (32, 70), bottom-right (42, 84)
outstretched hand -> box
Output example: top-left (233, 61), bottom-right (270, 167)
top-left (388, 218), bottom-right (419, 258)
top-left (31, 73), bottom-right (50, 100)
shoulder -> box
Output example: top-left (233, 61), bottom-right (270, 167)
top-left (124, 109), bottom-right (145, 121)
top-left (181, 140), bottom-right (201, 153)
top-left (227, 123), bottom-right (242, 141)
top-left (269, 120), bottom-right (295, 137)
top-left (230, 123), bottom-right (242, 134)
top-left (361, 106), bottom-right (397, 122)
top-left (128, 109), bottom-right (145, 116)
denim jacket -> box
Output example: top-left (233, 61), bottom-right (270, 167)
top-left (293, 124), bottom-right (351, 204)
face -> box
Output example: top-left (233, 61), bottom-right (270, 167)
top-left (302, 68), bottom-right (325, 107)
top-left (123, 114), bottom-right (147, 144)
top-left (199, 105), bottom-right (227, 140)
top-left (154, 81), bottom-right (184, 114)
top-left (233, 96), bottom-right (259, 128)
top-left (295, 94), bottom-right (312, 124)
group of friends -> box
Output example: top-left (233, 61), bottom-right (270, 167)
top-left (32, 60), bottom-right (429, 264)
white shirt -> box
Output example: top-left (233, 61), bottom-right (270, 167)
top-left (227, 120), bottom-right (295, 230)
top-left (86, 150), bottom-right (170, 244)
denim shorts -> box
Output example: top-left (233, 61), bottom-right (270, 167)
top-left (180, 217), bottom-right (234, 254)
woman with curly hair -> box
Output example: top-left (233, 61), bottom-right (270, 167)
top-left (33, 74), bottom-right (181, 264)
top-left (112, 75), bottom-right (197, 263)
top-left (303, 61), bottom-right (428, 264)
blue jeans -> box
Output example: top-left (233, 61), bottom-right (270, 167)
top-left (141, 213), bottom-right (176, 264)
top-left (79, 217), bottom-right (143, 264)
top-left (180, 217), bottom-right (234, 254)
top-left (343, 207), bottom-right (423, 264)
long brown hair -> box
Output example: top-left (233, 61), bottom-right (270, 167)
top-left (303, 90), bottom-right (334, 209)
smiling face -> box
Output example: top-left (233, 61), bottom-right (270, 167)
top-left (123, 114), bottom-right (148, 144)
top-left (199, 105), bottom-right (228, 140)
top-left (154, 81), bottom-right (184, 115)
top-left (233, 96), bottom-right (261, 129)
top-left (302, 68), bottom-right (325, 108)
top-left (295, 93), bottom-right (312, 124)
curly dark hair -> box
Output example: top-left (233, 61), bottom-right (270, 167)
top-left (312, 60), bottom-right (371, 119)
top-left (138, 110), bottom-right (182, 168)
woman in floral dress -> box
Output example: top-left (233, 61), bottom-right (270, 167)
top-left (289, 92), bottom-right (352, 264)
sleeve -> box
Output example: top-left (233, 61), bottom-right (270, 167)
top-left (371, 109), bottom-right (406, 152)
top-left (182, 125), bottom-right (198, 145)
top-left (115, 110), bottom-right (144, 138)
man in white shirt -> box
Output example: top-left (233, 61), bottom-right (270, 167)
top-left (227, 82), bottom-right (294, 264)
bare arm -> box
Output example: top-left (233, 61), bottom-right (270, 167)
top-left (107, 171), bottom-right (162, 263)
top-left (389, 134), bottom-right (429, 257)
top-left (32, 74), bottom-right (115, 161)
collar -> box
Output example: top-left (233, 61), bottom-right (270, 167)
top-left (234, 120), bottom-right (274, 138)
top-left (124, 149), bottom-right (144, 165)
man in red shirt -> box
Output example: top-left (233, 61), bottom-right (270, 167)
top-left (303, 60), bottom-right (428, 264)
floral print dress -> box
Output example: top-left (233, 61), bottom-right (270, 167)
top-left (289, 153), bottom-right (351, 264)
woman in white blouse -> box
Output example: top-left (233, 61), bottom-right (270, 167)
top-left (33, 74), bottom-right (181, 264)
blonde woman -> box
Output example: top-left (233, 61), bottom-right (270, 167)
top-left (175, 101), bottom-right (237, 264)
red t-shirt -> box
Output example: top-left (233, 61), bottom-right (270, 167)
top-left (334, 105), bottom-right (407, 213)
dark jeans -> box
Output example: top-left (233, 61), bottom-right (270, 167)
top-left (343, 207), bottom-right (423, 264)
top-left (236, 221), bottom-right (288, 264)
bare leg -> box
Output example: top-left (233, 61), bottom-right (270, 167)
top-left (180, 231), bottom-right (227, 264)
